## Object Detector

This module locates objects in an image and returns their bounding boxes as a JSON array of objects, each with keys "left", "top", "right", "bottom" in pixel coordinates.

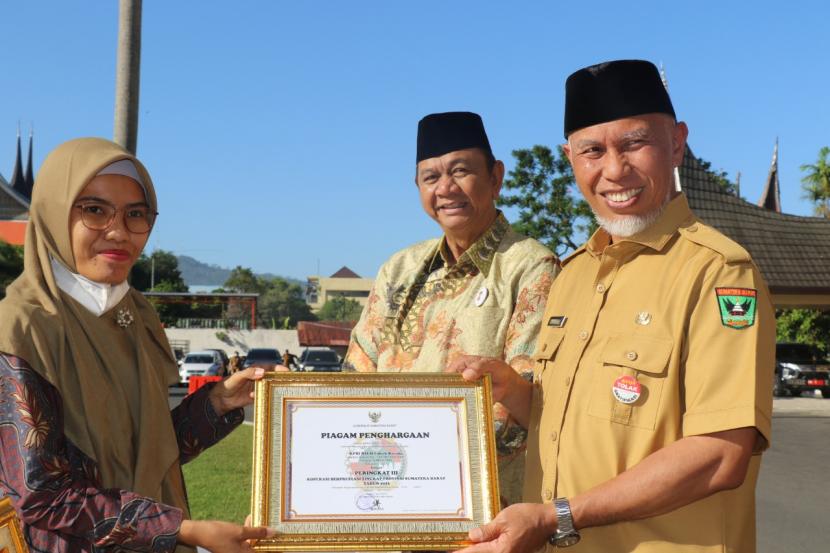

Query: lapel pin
[
  {"left": 474, "top": 286, "right": 489, "bottom": 307},
  {"left": 635, "top": 311, "right": 652, "bottom": 326}
]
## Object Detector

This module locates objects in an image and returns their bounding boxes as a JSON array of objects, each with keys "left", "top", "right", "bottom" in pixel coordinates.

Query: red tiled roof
[
  {"left": 0, "top": 221, "right": 26, "bottom": 246},
  {"left": 297, "top": 321, "right": 355, "bottom": 346},
  {"left": 330, "top": 266, "right": 361, "bottom": 278}
]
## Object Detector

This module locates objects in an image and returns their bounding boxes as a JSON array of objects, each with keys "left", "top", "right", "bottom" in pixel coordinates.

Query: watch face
[{"left": 554, "top": 533, "right": 581, "bottom": 547}]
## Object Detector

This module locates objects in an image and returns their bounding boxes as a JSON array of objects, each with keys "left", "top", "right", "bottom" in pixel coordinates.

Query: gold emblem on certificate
[{"left": 250, "top": 373, "right": 499, "bottom": 551}]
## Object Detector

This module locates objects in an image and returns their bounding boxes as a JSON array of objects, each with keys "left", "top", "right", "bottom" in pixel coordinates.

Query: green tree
[
  {"left": 776, "top": 308, "right": 830, "bottom": 356},
  {"left": 258, "top": 278, "right": 317, "bottom": 328},
  {"left": 223, "top": 266, "right": 262, "bottom": 294},
  {"left": 130, "top": 249, "right": 188, "bottom": 292},
  {"left": 696, "top": 156, "right": 737, "bottom": 196},
  {"left": 0, "top": 240, "right": 24, "bottom": 299},
  {"left": 497, "top": 145, "right": 596, "bottom": 256},
  {"left": 800, "top": 146, "right": 830, "bottom": 217},
  {"left": 317, "top": 296, "right": 363, "bottom": 322},
  {"left": 776, "top": 148, "right": 830, "bottom": 346},
  {"left": 223, "top": 268, "right": 316, "bottom": 328}
]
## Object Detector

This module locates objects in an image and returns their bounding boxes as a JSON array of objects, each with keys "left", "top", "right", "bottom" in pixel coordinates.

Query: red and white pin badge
[{"left": 612, "top": 375, "right": 641, "bottom": 404}]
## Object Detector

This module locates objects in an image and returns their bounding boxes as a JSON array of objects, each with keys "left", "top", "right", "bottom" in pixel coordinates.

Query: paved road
[
  {"left": 168, "top": 388, "right": 830, "bottom": 549},
  {"left": 758, "top": 394, "right": 830, "bottom": 552}
]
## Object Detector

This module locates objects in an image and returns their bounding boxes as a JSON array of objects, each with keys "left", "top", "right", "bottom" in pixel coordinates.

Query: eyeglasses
[{"left": 73, "top": 200, "right": 158, "bottom": 234}]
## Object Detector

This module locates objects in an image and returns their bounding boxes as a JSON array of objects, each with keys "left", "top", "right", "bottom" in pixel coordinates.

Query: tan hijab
[{"left": 0, "top": 138, "right": 190, "bottom": 524}]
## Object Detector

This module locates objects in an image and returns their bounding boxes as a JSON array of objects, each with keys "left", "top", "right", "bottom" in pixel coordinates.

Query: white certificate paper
[{"left": 283, "top": 399, "right": 472, "bottom": 520}]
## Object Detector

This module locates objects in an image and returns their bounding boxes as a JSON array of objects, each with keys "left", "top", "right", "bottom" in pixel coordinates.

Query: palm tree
[{"left": 801, "top": 146, "right": 830, "bottom": 218}]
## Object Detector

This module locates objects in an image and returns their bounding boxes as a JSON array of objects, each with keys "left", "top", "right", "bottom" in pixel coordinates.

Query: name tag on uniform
[{"left": 547, "top": 315, "right": 567, "bottom": 328}]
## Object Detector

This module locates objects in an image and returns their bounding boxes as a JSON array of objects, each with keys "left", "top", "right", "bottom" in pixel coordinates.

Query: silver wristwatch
[{"left": 548, "top": 497, "right": 580, "bottom": 547}]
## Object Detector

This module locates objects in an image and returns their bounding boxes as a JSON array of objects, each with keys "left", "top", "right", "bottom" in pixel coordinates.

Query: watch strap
[{"left": 548, "top": 497, "right": 580, "bottom": 547}]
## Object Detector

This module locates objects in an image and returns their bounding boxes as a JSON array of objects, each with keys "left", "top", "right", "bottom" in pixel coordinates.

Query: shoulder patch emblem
[{"left": 715, "top": 287, "right": 757, "bottom": 329}]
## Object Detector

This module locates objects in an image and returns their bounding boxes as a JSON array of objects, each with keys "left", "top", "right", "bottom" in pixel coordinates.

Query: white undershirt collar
[{"left": 50, "top": 255, "right": 131, "bottom": 316}]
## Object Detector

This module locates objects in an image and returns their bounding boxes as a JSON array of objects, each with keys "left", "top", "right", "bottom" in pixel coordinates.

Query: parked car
[
  {"left": 774, "top": 343, "right": 830, "bottom": 398},
  {"left": 204, "top": 348, "right": 229, "bottom": 376},
  {"left": 242, "top": 348, "right": 283, "bottom": 370},
  {"left": 297, "top": 348, "right": 342, "bottom": 372},
  {"left": 179, "top": 350, "right": 225, "bottom": 385}
]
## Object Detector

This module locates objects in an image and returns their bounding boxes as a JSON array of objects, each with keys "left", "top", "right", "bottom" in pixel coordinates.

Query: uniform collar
[
  {"left": 584, "top": 193, "right": 695, "bottom": 258},
  {"left": 430, "top": 211, "right": 510, "bottom": 277}
]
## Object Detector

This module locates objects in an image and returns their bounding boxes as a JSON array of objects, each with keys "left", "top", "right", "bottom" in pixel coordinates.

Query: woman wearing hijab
[{"left": 0, "top": 138, "right": 271, "bottom": 552}]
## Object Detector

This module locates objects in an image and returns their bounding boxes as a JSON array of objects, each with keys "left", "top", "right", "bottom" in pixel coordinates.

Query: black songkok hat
[
  {"left": 416, "top": 111, "right": 493, "bottom": 163},
  {"left": 564, "top": 60, "right": 676, "bottom": 138}
]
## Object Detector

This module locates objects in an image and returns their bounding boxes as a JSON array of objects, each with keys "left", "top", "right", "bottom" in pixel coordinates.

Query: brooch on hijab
[{"left": 116, "top": 308, "right": 134, "bottom": 328}]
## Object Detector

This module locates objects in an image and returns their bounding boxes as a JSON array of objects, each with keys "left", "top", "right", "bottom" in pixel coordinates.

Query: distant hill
[{"left": 176, "top": 255, "right": 304, "bottom": 289}]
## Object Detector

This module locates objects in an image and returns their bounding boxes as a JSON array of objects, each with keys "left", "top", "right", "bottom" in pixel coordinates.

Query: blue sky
[{"left": 1, "top": 1, "right": 828, "bottom": 282}]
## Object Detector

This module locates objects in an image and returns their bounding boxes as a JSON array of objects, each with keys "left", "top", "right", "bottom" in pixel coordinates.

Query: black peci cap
[
  {"left": 416, "top": 111, "right": 493, "bottom": 163},
  {"left": 564, "top": 60, "right": 676, "bottom": 138}
]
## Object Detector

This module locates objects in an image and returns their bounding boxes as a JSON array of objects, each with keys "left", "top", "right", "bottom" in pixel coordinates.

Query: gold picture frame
[
  {"left": 251, "top": 372, "right": 500, "bottom": 551},
  {"left": 0, "top": 497, "right": 28, "bottom": 553}
]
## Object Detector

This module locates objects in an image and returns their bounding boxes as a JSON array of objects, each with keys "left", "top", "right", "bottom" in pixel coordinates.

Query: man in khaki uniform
[
  {"left": 454, "top": 60, "right": 774, "bottom": 552},
  {"left": 283, "top": 349, "right": 297, "bottom": 370},
  {"left": 345, "top": 112, "right": 558, "bottom": 505}
]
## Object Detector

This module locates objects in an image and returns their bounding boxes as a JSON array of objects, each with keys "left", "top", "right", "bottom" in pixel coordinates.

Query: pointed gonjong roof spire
[
  {"left": 22, "top": 124, "right": 34, "bottom": 198},
  {"left": 758, "top": 139, "right": 781, "bottom": 213},
  {"left": 9, "top": 124, "right": 27, "bottom": 195}
]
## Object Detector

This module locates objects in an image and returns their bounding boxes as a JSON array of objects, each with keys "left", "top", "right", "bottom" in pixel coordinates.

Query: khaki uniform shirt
[
  {"left": 345, "top": 212, "right": 558, "bottom": 505},
  {"left": 525, "top": 195, "right": 774, "bottom": 552}
]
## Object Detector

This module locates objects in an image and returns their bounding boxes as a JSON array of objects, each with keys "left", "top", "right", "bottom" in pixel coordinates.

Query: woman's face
[{"left": 69, "top": 174, "right": 151, "bottom": 284}]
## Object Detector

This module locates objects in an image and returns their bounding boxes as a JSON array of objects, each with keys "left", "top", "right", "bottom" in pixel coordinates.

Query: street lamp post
[{"left": 113, "top": 0, "right": 142, "bottom": 154}]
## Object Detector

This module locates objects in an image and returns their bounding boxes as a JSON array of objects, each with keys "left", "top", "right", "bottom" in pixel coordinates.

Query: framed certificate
[
  {"left": 251, "top": 372, "right": 500, "bottom": 551},
  {"left": 0, "top": 497, "right": 28, "bottom": 553}
]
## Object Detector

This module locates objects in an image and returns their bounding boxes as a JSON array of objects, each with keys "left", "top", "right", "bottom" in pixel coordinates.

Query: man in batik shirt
[{"left": 344, "top": 111, "right": 558, "bottom": 505}]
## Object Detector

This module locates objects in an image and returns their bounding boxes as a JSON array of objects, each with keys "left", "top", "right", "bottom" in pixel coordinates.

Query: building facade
[{"left": 306, "top": 266, "right": 374, "bottom": 313}]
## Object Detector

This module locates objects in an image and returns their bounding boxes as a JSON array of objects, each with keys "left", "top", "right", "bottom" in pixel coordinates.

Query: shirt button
[
  {"left": 544, "top": 489, "right": 553, "bottom": 501},
  {"left": 542, "top": 342, "right": 548, "bottom": 352},
  {"left": 596, "top": 283, "right": 606, "bottom": 293},
  {"left": 579, "top": 330, "right": 589, "bottom": 340},
  {"left": 626, "top": 351, "right": 638, "bottom": 361},
  {"left": 564, "top": 376, "right": 571, "bottom": 386},
  {"left": 550, "top": 431, "right": 558, "bottom": 441},
  {"left": 687, "top": 224, "right": 698, "bottom": 233}
]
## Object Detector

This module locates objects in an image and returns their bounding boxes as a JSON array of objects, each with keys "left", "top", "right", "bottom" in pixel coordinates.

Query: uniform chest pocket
[
  {"left": 532, "top": 329, "right": 566, "bottom": 380},
  {"left": 587, "top": 333, "right": 673, "bottom": 430}
]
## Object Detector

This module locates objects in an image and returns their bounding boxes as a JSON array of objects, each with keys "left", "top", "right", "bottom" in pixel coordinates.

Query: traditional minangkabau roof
[
  {"left": 1, "top": 128, "right": 34, "bottom": 222},
  {"left": 330, "top": 266, "right": 361, "bottom": 278},
  {"left": 0, "top": 173, "right": 30, "bottom": 220},
  {"left": 757, "top": 140, "right": 781, "bottom": 213},
  {"left": 681, "top": 146, "right": 830, "bottom": 296},
  {"left": 23, "top": 128, "right": 34, "bottom": 197},
  {"left": 8, "top": 128, "right": 25, "bottom": 196}
]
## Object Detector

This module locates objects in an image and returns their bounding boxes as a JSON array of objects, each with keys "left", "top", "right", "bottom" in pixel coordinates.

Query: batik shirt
[
  {"left": 0, "top": 352, "right": 244, "bottom": 553},
  {"left": 344, "top": 213, "right": 558, "bottom": 505}
]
